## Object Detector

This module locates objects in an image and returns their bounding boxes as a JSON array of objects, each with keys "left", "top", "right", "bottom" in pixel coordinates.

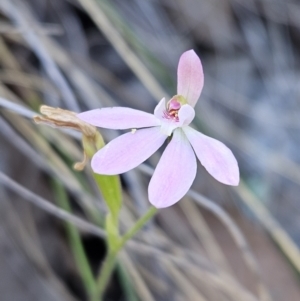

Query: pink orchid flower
[{"left": 77, "top": 50, "right": 239, "bottom": 208}]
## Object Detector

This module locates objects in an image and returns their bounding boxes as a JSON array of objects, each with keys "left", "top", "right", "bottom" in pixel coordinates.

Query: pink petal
[
  {"left": 77, "top": 107, "right": 160, "bottom": 129},
  {"left": 91, "top": 127, "right": 167, "bottom": 175},
  {"left": 154, "top": 97, "right": 166, "bottom": 117},
  {"left": 177, "top": 50, "right": 204, "bottom": 107},
  {"left": 178, "top": 104, "right": 195, "bottom": 126},
  {"left": 154, "top": 98, "right": 176, "bottom": 136},
  {"left": 149, "top": 128, "right": 197, "bottom": 208},
  {"left": 183, "top": 127, "right": 239, "bottom": 185},
  {"left": 154, "top": 98, "right": 195, "bottom": 136}
]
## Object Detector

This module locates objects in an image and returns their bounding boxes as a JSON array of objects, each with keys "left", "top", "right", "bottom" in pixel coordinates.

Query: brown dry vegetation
[{"left": 0, "top": 0, "right": 300, "bottom": 300}]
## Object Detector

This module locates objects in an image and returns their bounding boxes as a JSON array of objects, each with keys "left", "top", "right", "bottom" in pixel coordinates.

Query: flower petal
[
  {"left": 153, "top": 97, "right": 166, "bottom": 118},
  {"left": 178, "top": 104, "right": 195, "bottom": 126},
  {"left": 154, "top": 98, "right": 176, "bottom": 136},
  {"left": 183, "top": 126, "right": 239, "bottom": 185},
  {"left": 177, "top": 50, "right": 204, "bottom": 107},
  {"left": 92, "top": 127, "right": 167, "bottom": 175},
  {"left": 154, "top": 98, "right": 195, "bottom": 136},
  {"left": 149, "top": 128, "right": 197, "bottom": 208},
  {"left": 77, "top": 107, "right": 160, "bottom": 129}
]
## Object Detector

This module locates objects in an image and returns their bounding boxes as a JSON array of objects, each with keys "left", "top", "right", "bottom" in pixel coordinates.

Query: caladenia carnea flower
[{"left": 78, "top": 50, "right": 239, "bottom": 208}]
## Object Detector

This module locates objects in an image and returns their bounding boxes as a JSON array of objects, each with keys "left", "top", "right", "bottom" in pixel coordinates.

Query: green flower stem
[
  {"left": 82, "top": 132, "right": 158, "bottom": 300},
  {"left": 118, "top": 206, "right": 158, "bottom": 249},
  {"left": 93, "top": 206, "right": 158, "bottom": 301},
  {"left": 91, "top": 250, "right": 117, "bottom": 301},
  {"left": 52, "top": 179, "right": 96, "bottom": 297}
]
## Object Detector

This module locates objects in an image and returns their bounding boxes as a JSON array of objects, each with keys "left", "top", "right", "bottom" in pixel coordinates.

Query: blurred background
[{"left": 0, "top": 0, "right": 299, "bottom": 300}]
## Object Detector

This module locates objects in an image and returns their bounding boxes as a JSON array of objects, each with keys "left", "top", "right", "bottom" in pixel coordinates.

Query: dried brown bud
[
  {"left": 73, "top": 152, "right": 88, "bottom": 171},
  {"left": 34, "top": 105, "right": 105, "bottom": 171},
  {"left": 33, "top": 105, "right": 97, "bottom": 138}
]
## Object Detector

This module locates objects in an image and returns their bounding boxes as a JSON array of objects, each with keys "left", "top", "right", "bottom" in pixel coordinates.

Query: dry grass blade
[
  {"left": 198, "top": 99, "right": 300, "bottom": 276},
  {"left": 179, "top": 200, "right": 233, "bottom": 275},
  {"left": 0, "top": 97, "right": 37, "bottom": 118},
  {"left": 151, "top": 246, "right": 259, "bottom": 301},
  {"left": 164, "top": 260, "right": 209, "bottom": 301},
  {"left": 137, "top": 265, "right": 170, "bottom": 297},
  {"left": 0, "top": 171, "right": 106, "bottom": 238},
  {"left": 199, "top": 101, "right": 300, "bottom": 187},
  {"left": 0, "top": 115, "right": 47, "bottom": 171},
  {"left": 40, "top": 37, "right": 115, "bottom": 107},
  {"left": 0, "top": 21, "right": 64, "bottom": 35},
  {"left": 188, "top": 190, "right": 272, "bottom": 301},
  {"left": 0, "top": 0, "right": 79, "bottom": 111},
  {"left": 76, "top": 0, "right": 168, "bottom": 101},
  {"left": 187, "top": 267, "right": 259, "bottom": 301},
  {"left": 238, "top": 180, "right": 300, "bottom": 273},
  {"left": 138, "top": 163, "right": 269, "bottom": 300},
  {"left": 120, "top": 251, "right": 156, "bottom": 301},
  {"left": 0, "top": 69, "right": 57, "bottom": 95}
]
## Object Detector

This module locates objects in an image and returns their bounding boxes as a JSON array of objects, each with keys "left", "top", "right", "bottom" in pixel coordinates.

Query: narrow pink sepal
[
  {"left": 177, "top": 50, "right": 204, "bottom": 107},
  {"left": 149, "top": 128, "right": 197, "bottom": 208},
  {"left": 183, "top": 127, "right": 239, "bottom": 186},
  {"left": 91, "top": 127, "right": 167, "bottom": 175},
  {"left": 77, "top": 107, "right": 160, "bottom": 129}
]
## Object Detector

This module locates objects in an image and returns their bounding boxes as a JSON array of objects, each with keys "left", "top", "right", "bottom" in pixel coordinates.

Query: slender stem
[
  {"left": 52, "top": 179, "right": 96, "bottom": 297},
  {"left": 92, "top": 251, "right": 117, "bottom": 301},
  {"left": 93, "top": 206, "right": 158, "bottom": 301},
  {"left": 119, "top": 206, "right": 158, "bottom": 249}
]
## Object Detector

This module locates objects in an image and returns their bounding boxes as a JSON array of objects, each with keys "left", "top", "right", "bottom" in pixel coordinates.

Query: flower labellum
[{"left": 77, "top": 50, "right": 239, "bottom": 208}]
